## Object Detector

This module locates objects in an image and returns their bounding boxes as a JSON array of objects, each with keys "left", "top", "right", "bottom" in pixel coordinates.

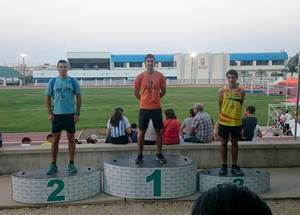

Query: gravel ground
[{"left": 0, "top": 200, "right": 299, "bottom": 215}]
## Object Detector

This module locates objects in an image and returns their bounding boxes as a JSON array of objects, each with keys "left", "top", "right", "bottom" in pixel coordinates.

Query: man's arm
[
  {"left": 160, "top": 86, "right": 166, "bottom": 98},
  {"left": 240, "top": 88, "right": 246, "bottom": 105},
  {"left": 45, "top": 95, "right": 54, "bottom": 122},
  {"left": 218, "top": 88, "right": 224, "bottom": 113},
  {"left": 134, "top": 87, "right": 141, "bottom": 100},
  {"left": 190, "top": 127, "right": 196, "bottom": 135},
  {"left": 74, "top": 94, "right": 81, "bottom": 123},
  {"left": 180, "top": 124, "right": 185, "bottom": 138}
]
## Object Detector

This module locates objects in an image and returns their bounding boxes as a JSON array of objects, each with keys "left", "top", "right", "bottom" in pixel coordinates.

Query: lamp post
[
  {"left": 294, "top": 53, "right": 300, "bottom": 140},
  {"left": 190, "top": 52, "right": 196, "bottom": 85},
  {"left": 20, "top": 53, "right": 27, "bottom": 85}
]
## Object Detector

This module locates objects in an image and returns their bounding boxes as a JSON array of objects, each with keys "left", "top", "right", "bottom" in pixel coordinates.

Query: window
[
  {"left": 256, "top": 60, "right": 269, "bottom": 66},
  {"left": 114, "top": 62, "right": 125, "bottom": 68},
  {"left": 161, "top": 62, "right": 174, "bottom": 67},
  {"left": 240, "top": 60, "right": 253, "bottom": 66},
  {"left": 129, "top": 62, "right": 142, "bottom": 67},
  {"left": 230, "top": 60, "right": 237, "bottom": 66},
  {"left": 272, "top": 60, "right": 284, "bottom": 65}
]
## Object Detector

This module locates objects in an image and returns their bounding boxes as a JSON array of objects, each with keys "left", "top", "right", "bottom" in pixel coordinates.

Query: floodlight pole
[{"left": 294, "top": 53, "right": 300, "bottom": 140}]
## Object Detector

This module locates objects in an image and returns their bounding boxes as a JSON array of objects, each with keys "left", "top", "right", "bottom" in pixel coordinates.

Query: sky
[{"left": 0, "top": 0, "right": 299, "bottom": 65}]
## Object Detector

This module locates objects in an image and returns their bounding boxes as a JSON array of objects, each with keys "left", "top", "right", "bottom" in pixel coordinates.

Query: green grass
[{"left": 0, "top": 87, "right": 285, "bottom": 133}]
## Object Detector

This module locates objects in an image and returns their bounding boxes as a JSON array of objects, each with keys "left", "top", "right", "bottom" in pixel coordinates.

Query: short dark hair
[
  {"left": 190, "top": 109, "right": 195, "bottom": 117},
  {"left": 57, "top": 60, "right": 68, "bottom": 67},
  {"left": 115, "top": 107, "right": 123, "bottom": 113},
  {"left": 191, "top": 183, "right": 272, "bottom": 215},
  {"left": 226, "top": 69, "right": 238, "bottom": 79},
  {"left": 22, "top": 137, "right": 31, "bottom": 143},
  {"left": 164, "top": 109, "right": 177, "bottom": 119},
  {"left": 46, "top": 133, "right": 53, "bottom": 140},
  {"left": 246, "top": 106, "right": 256, "bottom": 114},
  {"left": 145, "top": 54, "right": 155, "bottom": 62},
  {"left": 131, "top": 123, "right": 137, "bottom": 129}
]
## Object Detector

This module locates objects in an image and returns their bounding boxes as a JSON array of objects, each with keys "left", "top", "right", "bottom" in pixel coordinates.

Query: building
[
  {"left": 33, "top": 51, "right": 288, "bottom": 85},
  {"left": 0, "top": 66, "right": 23, "bottom": 86}
]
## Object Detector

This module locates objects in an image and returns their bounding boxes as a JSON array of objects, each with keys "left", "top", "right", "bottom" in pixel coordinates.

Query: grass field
[{"left": 0, "top": 87, "right": 285, "bottom": 133}]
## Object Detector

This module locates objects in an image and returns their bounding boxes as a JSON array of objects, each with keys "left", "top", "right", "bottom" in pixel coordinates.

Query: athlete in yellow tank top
[
  {"left": 217, "top": 69, "right": 245, "bottom": 177},
  {"left": 219, "top": 86, "right": 243, "bottom": 126}
]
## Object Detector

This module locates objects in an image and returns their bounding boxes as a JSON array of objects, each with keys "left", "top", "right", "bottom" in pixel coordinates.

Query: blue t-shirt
[{"left": 45, "top": 76, "right": 81, "bottom": 115}]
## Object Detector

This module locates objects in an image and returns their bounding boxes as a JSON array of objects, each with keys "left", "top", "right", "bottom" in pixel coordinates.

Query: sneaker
[
  {"left": 47, "top": 162, "right": 57, "bottom": 175},
  {"left": 68, "top": 163, "right": 78, "bottom": 173},
  {"left": 231, "top": 164, "right": 244, "bottom": 176},
  {"left": 135, "top": 154, "right": 143, "bottom": 164},
  {"left": 156, "top": 153, "right": 167, "bottom": 164},
  {"left": 219, "top": 164, "right": 228, "bottom": 175}
]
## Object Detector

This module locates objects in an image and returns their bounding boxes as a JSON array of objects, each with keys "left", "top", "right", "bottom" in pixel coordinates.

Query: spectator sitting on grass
[
  {"left": 241, "top": 106, "right": 262, "bottom": 141},
  {"left": 163, "top": 109, "right": 181, "bottom": 145},
  {"left": 21, "top": 137, "right": 31, "bottom": 146},
  {"left": 131, "top": 123, "right": 138, "bottom": 143},
  {"left": 191, "top": 183, "right": 272, "bottom": 215},
  {"left": 41, "top": 134, "right": 53, "bottom": 146}
]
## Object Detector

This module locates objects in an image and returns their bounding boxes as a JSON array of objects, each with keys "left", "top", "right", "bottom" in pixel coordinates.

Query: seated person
[
  {"left": 185, "top": 103, "right": 213, "bottom": 143},
  {"left": 21, "top": 137, "right": 31, "bottom": 146},
  {"left": 107, "top": 108, "right": 131, "bottom": 144},
  {"left": 191, "top": 183, "right": 272, "bottom": 215},
  {"left": 131, "top": 123, "right": 138, "bottom": 143},
  {"left": 41, "top": 134, "right": 53, "bottom": 146},
  {"left": 241, "top": 106, "right": 262, "bottom": 141},
  {"left": 144, "top": 119, "right": 156, "bottom": 145},
  {"left": 163, "top": 109, "right": 181, "bottom": 145},
  {"left": 180, "top": 109, "right": 195, "bottom": 142},
  {"left": 252, "top": 124, "right": 263, "bottom": 141}
]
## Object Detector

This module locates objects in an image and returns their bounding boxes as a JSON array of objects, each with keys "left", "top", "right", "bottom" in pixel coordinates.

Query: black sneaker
[
  {"left": 156, "top": 153, "right": 167, "bottom": 164},
  {"left": 231, "top": 164, "right": 244, "bottom": 176},
  {"left": 219, "top": 164, "right": 228, "bottom": 175},
  {"left": 135, "top": 154, "right": 143, "bottom": 164}
]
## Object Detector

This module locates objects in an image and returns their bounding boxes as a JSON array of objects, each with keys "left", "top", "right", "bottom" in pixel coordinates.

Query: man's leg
[
  {"left": 138, "top": 130, "right": 146, "bottom": 155},
  {"left": 51, "top": 131, "right": 62, "bottom": 162},
  {"left": 154, "top": 129, "right": 163, "bottom": 154},
  {"left": 231, "top": 138, "right": 238, "bottom": 165},
  {"left": 67, "top": 132, "right": 76, "bottom": 161},
  {"left": 220, "top": 138, "right": 229, "bottom": 164}
]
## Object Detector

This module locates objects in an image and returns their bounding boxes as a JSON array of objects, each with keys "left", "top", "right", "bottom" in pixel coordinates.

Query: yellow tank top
[{"left": 219, "top": 86, "right": 243, "bottom": 126}]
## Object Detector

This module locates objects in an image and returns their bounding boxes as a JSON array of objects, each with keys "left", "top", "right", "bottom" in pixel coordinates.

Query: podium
[
  {"left": 104, "top": 154, "right": 197, "bottom": 199},
  {"left": 199, "top": 168, "right": 270, "bottom": 194},
  {"left": 12, "top": 166, "right": 101, "bottom": 204}
]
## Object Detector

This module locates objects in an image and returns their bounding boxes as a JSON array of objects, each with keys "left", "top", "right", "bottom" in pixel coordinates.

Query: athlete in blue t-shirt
[{"left": 45, "top": 60, "right": 81, "bottom": 174}]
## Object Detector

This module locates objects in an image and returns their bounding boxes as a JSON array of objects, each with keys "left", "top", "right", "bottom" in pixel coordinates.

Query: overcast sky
[{"left": 0, "top": 0, "right": 299, "bottom": 65}]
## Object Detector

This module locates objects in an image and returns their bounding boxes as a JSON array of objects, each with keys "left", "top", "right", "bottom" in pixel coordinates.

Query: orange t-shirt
[{"left": 135, "top": 70, "right": 166, "bottom": 109}]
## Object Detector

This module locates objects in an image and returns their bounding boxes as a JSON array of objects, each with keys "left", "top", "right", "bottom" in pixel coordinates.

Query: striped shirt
[{"left": 109, "top": 118, "right": 127, "bottom": 138}]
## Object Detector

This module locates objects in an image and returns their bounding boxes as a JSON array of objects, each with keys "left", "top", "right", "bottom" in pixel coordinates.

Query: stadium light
[
  {"left": 190, "top": 52, "right": 196, "bottom": 58},
  {"left": 20, "top": 53, "right": 27, "bottom": 59}
]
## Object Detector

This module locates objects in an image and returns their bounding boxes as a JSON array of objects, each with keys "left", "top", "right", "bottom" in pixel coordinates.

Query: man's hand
[
  {"left": 74, "top": 115, "right": 79, "bottom": 123},
  {"left": 48, "top": 113, "right": 54, "bottom": 122}
]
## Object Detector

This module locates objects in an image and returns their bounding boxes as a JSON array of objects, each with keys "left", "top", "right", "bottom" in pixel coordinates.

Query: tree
[
  {"left": 286, "top": 54, "right": 299, "bottom": 77},
  {"left": 255, "top": 70, "right": 268, "bottom": 80}
]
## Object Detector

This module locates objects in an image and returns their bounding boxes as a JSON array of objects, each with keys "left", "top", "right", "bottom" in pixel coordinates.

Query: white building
[{"left": 33, "top": 51, "right": 288, "bottom": 85}]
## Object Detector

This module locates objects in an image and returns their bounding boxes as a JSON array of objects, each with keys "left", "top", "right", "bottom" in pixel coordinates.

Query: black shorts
[
  {"left": 139, "top": 109, "right": 163, "bottom": 130},
  {"left": 111, "top": 135, "right": 129, "bottom": 144},
  {"left": 52, "top": 114, "right": 75, "bottom": 133},
  {"left": 218, "top": 124, "right": 241, "bottom": 140}
]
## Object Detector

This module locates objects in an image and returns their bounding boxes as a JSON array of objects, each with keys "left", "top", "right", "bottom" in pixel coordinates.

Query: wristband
[{"left": 75, "top": 112, "right": 80, "bottom": 116}]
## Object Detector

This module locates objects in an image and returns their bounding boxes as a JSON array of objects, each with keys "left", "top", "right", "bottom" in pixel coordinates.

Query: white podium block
[
  {"left": 12, "top": 166, "right": 101, "bottom": 204},
  {"left": 104, "top": 154, "right": 197, "bottom": 199}
]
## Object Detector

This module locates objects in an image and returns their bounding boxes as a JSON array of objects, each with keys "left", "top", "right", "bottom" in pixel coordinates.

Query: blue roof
[
  {"left": 230, "top": 52, "right": 288, "bottom": 61},
  {"left": 111, "top": 54, "right": 173, "bottom": 63}
]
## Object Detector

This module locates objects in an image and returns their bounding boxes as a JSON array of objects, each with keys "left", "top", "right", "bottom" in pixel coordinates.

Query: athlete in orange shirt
[{"left": 134, "top": 54, "right": 166, "bottom": 164}]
